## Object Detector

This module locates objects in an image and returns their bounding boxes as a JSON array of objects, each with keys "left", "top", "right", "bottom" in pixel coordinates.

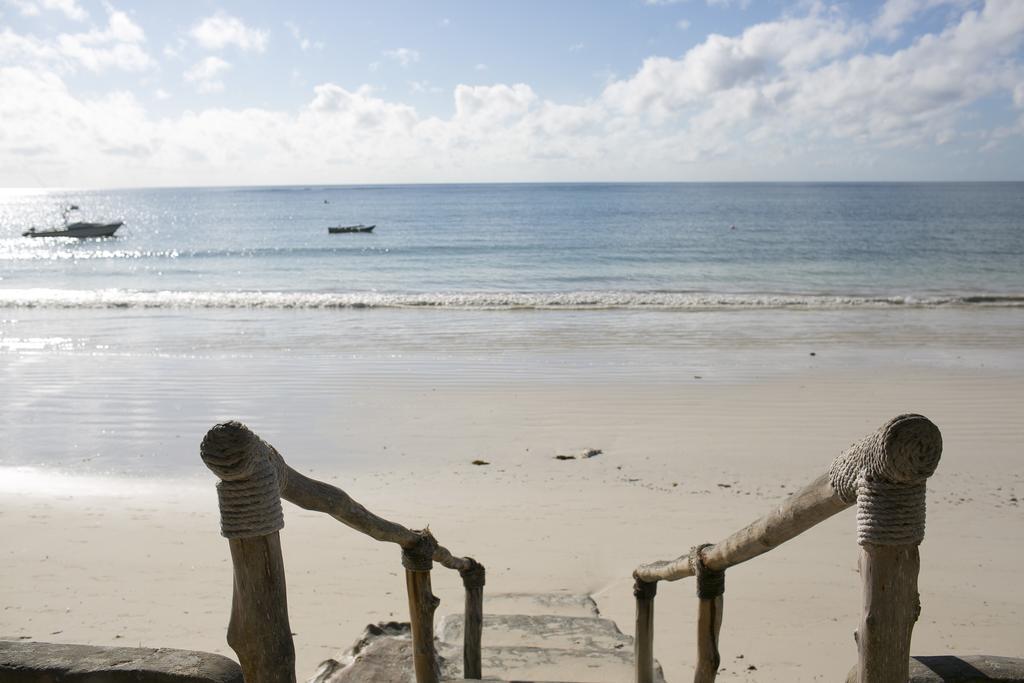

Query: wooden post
[
  {"left": 846, "top": 415, "right": 939, "bottom": 682},
  {"left": 403, "top": 533, "right": 441, "bottom": 683},
  {"left": 227, "top": 534, "right": 296, "bottom": 683},
  {"left": 691, "top": 545, "right": 725, "bottom": 683},
  {"left": 857, "top": 546, "right": 920, "bottom": 682},
  {"left": 201, "top": 421, "right": 296, "bottom": 683},
  {"left": 633, "top": 578, "right": 657, "bottom": 683},
  {"left": 460, "top": 560, "right": 486, "bottom": 680},
  {"left": 693, "top": 595, "right": 723, "bottom": 683}
]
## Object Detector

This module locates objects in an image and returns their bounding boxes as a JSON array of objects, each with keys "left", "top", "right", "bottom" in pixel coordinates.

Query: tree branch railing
[
  {"left": 632, "top": 413, "right": 942, "bottom": 683},
  {"left": 200, "top": 421, "right": 485, "bottom": 683}
]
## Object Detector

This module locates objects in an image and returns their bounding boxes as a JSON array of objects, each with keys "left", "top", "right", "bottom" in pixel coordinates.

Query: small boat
[
  {"left": 328, "top": 224, "right": 375, "bottom": 234},
  {"left": 22, "top": 206, "right": 122, "bottom": 238}
]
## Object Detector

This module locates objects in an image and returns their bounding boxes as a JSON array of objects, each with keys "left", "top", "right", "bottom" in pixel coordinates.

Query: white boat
[{"left": 23, "top": 206, "right": 123, "bottom": 238}]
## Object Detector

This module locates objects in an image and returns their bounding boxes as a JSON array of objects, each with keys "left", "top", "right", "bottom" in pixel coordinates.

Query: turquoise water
[
  {"left": 1, "top": 183, "right": 1022, "bottom": 306},
  {"left": 1, "top": 182, "right": 1023, "bottom": 476}
]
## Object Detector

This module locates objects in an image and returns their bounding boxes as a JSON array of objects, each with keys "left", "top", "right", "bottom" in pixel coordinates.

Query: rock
[
  {"left": 845, "top": 655, "right": 1024, "bottom": 682},
  {"left": 471, "top": 459, "right": 490, "bottom": 466},
  {"left": 0, "top": 640, "right": 242, "bottom": 683},
  {"left": 555, "top": 455, "right": 576, "bottom": 460}
]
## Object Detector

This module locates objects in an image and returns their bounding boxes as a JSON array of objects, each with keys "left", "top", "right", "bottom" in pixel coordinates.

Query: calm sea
[
  {"left": 1, "top": 183, "right": 1023, "bottom": 477},
  {"left": 1, "top": 182, "right": 1022, "bottom": 307}
]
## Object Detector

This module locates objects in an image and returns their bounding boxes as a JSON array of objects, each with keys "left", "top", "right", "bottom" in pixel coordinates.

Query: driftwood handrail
[
  {"left": 200, "top": 421, "right": 485, "bottom": 683},
  {"left": 632, "top": 413, "right": 942, "bottom": 683}
]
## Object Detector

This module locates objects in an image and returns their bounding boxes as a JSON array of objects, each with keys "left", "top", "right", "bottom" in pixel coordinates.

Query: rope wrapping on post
[
  {"left": 200, "top": 421, "right": 284, "bottom": 539},
  {"left": 826, "top": 413, "right": 941, "bottom": 546},
  {"left": 402, "top": 531, "right": 438, "bottom": 571},
  {"left": 633, "top": 577, "right": 658, "bottom": 600},
  {"left": 856, "top": 479, "right": 926, "bottom": 546},
  {"left": 690, "top": 544, "right": 725, "bottom": 599},
  {"left": 459, "top": 559, "right": 486, "bottom": 588}
]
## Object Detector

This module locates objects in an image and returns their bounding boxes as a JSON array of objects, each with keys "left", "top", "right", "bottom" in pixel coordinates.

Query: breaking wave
[{"left": 1, "top": 289, "right": 1023, "bottom": 310}]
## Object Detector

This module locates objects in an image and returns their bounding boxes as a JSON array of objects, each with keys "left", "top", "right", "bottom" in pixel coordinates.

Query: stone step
[
  {"left": 311, "top": 593, "right": 666, "bottom": 683},
  {"left": 461, "top": 645, "right": 662, "bottom": 683},
  {"left": 437, "top": 613, "right": 631, "bottom": 651},
  {"left": 480, "top": 593, "right": 599, "bottom": 619},
  {"left": 310, "top": 634, "right": 630, "bottom": 683}
]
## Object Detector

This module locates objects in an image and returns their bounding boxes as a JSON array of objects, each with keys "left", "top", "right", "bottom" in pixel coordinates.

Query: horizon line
[{"left": 4, "top": 179, "right": 1024, "bottom": 192}]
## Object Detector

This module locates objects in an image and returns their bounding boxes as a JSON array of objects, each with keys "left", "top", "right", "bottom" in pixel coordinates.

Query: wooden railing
[
  {"left": 632, "top": 414, "right": 942, "bottom": 683},
  {"left": 200, "top": 421, "right": 484, "bottom": 683}
]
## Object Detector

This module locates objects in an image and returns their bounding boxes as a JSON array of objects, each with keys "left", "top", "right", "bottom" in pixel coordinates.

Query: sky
[{"left": 1, "top": 0, "right": 1022, "bottom": 187}]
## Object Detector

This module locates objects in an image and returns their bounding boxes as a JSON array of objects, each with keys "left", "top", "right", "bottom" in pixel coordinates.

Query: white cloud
[
  {"left": 0, "top": 27, "right": 59, "bottom": 63},
  {"left": 569, "top": 42, "right": 584, "bottom": 52},
  {"left": 55, "top": 9, "right": 150, "bottom": 72},
  {"left": 1, "top": 1, "right": 1022, "bottom": 186},
  {"left": 43, "top": 0, "right": 86, "bottom": 21},
  {"left": 454, "top": 83, "right": 536, "bottom": 125},
  {"left": 383, "top": 47, "right": 420, "bottom": 67},
  {"left": 872, "top": 0, "right": 972, "bottom": 40},
  {"left": 284, "top": 20, "right": 323, "bottom": 52},
  {"left": 678, "top": 19, "right": 692, "bottom": 30},
  {"left": 602, "top": 9, "right": 867, "bottom": 118},
  {"left": 475, "top": 63, "right": 488, "bottom": 71},
  {"left": 190, "top": 13, "right": 268, "bottom": 52},
  {"left": 183, "top": 55, "right": 231, "bottom": 93},
  {"left": 7, "top": 0, "right": 41, "bottom": 17},
  {"left": 2, "top": 7, "right": 151, "bottom": 73},
  {"left": 8, "top": 0, "right": 87, "bottom": 21}
]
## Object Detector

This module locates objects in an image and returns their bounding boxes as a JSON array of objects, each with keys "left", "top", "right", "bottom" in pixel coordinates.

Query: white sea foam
[{"left": 0, "top": 288, "right": 1021, "bottom": 310}]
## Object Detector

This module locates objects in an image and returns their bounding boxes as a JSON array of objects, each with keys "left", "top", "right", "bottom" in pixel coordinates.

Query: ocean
[
  {"left": 2, "top": 182, "right": 1023, "bottom": 305},
  {"left": 1, "top": 182, "right": 1022, "bottom": 478}
]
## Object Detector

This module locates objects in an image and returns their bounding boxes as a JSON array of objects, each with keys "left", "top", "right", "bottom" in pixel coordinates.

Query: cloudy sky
[{"left": 1, "top": 0, "right": 1022, "bottom": 187}]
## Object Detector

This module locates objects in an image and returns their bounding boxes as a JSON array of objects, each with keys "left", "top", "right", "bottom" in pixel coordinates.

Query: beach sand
[{"left": 2, "top": 365, "right": 1022, "bottom": 682}]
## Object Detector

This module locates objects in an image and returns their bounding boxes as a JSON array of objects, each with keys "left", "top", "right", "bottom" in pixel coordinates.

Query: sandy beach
[
  {"left": 4, "top": 0, "right": 1024, "bottom": 678},
  {"left": 3, "top": 358, "right": 1022, "bottom": 682}
]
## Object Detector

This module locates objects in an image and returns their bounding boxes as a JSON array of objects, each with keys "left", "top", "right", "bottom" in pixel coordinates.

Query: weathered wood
[
  {"left": 857, "top": 544, "right": 921, "bottom": 683},
  {"left": 693, "top": 595, "right": 723, "bottom": 683},
  {"left": 634, "top": 473, "right": 847, "bottom": 582},
  {"left": 460, "top": 561, "right": 486, "bottom": 679},
  {"left": 635, "top": 415, "right": 941, "bottom": 583},
  {"left": 633, "top": 579, "right": 657, "bottom": 683},
  {"left": 404, "top": 535, "right": 441, "bottom": 683},
  {"left": 261, "top": 434, "right": 474, "bottom": 570},
  {"left": 277, "top": 465, "right": 419, "bottom": 545},
  {"left": 201, "top": 422, "right": 296, "bottom": 683},
  {"left": 227, "top": 533, "right": 296, "bottom": 683}
]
